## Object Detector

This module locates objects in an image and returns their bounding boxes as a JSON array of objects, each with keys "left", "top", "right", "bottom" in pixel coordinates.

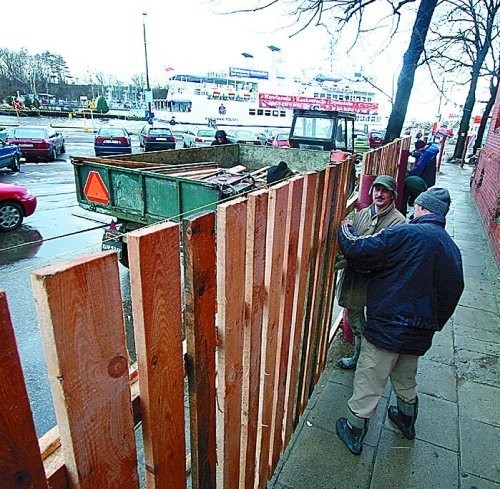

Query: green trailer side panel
[{"left": 110, "top": 171, "right": 143, "bottom": 211}]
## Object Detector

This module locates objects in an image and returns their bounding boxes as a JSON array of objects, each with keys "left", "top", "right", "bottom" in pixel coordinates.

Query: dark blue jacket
[
  {"left": 408, "top": 144, "right": 439, "bottom": 188},
  {"left": 338, "top": 214, "right": 464, "bottom": 355}
]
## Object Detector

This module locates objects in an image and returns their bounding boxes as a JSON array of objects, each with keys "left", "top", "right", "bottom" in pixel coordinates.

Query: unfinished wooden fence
[{"left": 0, "top": 159, "right": 353, "bottom": 489}]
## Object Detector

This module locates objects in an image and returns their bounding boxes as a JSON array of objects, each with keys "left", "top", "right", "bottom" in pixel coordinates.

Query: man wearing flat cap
[
  {"left": 335, "top": 187, "right": 464, "bottom": 455},
  {"left": 336, "top": 175, "right": 406, "bottom": 370}
]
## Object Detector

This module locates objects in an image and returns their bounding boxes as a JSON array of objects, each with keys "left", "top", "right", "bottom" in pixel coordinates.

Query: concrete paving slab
[
  {"left": 460, "top": 417, "right": 500, "bottom": 483},
  {"left": 371, "top": 428, "right": 459, "bottom": 489},
  {"left": 385, "top": 392, "right": 459, "bottom": 451},
  {"left": 307, "top": 379, "right": 388, "bottom": 447},
  {"left": 426, "top": 326, "right": 455, "bottom": 365},
  {"left": 459, "top": 288, "right": 498, "bottom": 314},
  {"left": 457, "top": 381, "right": 500, "bottom": 426},
  {"left": 462, "top": 264, "right": 497, "bottom": 280},
  {"left": 454, "top": 305, "right": 500, "bottom": 333},
  {"left": 269, "top": 423, "right": 375, "bottom": 489},
  {"left": 455, "top": 348, "right": 499, "bottom": 387},
  {"left": 417, "top": 357, "right": 457, "bottom": 402},
  {"left": 459, "top": 473, "right": 500, "bottom": 489},
  {"left": 454, "top": 324, "right": 500, "bottom": 344},
  {"left": 455, "top": 333, "right": 500, "bottom": 356}
]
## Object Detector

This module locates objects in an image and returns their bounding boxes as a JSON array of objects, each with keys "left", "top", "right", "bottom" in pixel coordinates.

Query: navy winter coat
[
  {"left": 408, "top": 144, "right": 439, "bottom": 188},
  {"left": 338, "top": 214, "right": 464, "bottom": 355}
]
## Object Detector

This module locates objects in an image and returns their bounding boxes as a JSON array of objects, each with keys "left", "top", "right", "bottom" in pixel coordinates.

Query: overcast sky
[{"left": 2, "top": 0, "right": 482, "bottom": 122}]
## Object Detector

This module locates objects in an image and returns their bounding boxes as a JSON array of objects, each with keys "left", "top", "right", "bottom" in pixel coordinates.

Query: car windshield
[
  {"left": 198, "top": 130, "right": 216, "bottom": 137},
  {"left": 98, "top": 128, "right": 126, "bottom": 137},
  {"left": 12, "top": 128, "right": 46, "bottom": 139},
  {"left": 149, "top": 128, "right": 171, "bottom": 136},
  {"left": 370, "top": 132, "right": 383, "bottom": 138},
  {"left": 277, "top": 134, "right": 288, "bottom": 141},
  {"left": 234, "top": 131, "right": 255, "bottom": 138}
]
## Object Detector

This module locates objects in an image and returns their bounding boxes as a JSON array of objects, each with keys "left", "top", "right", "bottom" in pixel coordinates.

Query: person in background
[
  {"left": 211, "top": 129, "right": 231, "bottom": 146},
  {"left": 408, "top": 140, "right": 439, "bottom": 188},
  {"left": 266, "top": 160, "right": 294, "bottom": 185},
  {"left": 401, "top": 175, "right": 428, "bottom": 217},
  {"left": 335, "top": 187, "right": 464, "bottom": 455},
  {"left": 336, "top": 175, "right": 406, "bottom": 370}
]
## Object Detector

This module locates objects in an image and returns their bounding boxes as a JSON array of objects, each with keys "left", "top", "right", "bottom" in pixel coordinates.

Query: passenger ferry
[{"left": 153, "top": 67, "right": 382, "bottom": 130}]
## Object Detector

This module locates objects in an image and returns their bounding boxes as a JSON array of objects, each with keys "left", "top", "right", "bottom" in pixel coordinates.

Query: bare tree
[
  {"left": 424, "top": 0, "right": 500, "bottom": 159},
  {"left": 212, "top": 0, "right": 438, "bottom": 142}
]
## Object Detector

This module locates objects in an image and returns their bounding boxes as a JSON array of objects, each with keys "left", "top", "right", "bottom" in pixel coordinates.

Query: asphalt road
[{"left": 0, "top": 120, "right": 139, "bottom": 437}]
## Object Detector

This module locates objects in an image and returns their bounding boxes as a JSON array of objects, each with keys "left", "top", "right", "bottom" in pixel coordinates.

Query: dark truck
[{"left": 72, "top": 144, "right": 335, "bottom": 266}]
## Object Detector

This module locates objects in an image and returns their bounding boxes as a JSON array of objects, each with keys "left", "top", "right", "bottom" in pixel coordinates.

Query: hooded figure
[{"left": 211, "top": 129, "right": 231, "bottom": 146}]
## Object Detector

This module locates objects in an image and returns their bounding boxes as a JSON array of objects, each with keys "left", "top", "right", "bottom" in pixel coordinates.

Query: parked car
[
  {"left": 138, "top": 126, "right": 176, "bottom": 151},
  {"left": 0, "top": 140, "right": 22, "bottom": 172},
  {"left": 367, "top": 130, "right": 385, "bottom": 149},
  {"left": 271, "top": 133, "right": 290, "bottom": 148},
  {"left": 227, "top": 129, "right": 260, "bottom": 145},
  {"left": 171, "top": 130, "right": 189, "bottom": 149},
  {"left": 94, "top": 127, "right": 132, "bottom": 157},
  {"left": 184, "top": 127, "right": 215, "bottom": 148},
  {"left": 6, "top": 126, "right": 65, "bottom": 162},
  {"left": 257, "top": 128, "right": 285, "bottom": 146},
  {"left": 0, "top": 182, "right": 37, "bottom": 231},
  {"left": 354, "top": 133, "right": 370, "bottom": 154}
]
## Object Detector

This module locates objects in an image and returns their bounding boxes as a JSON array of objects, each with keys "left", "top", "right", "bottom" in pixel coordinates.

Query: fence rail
[{"left": 0, "top": 141, "right": 409, "bottom": 488}]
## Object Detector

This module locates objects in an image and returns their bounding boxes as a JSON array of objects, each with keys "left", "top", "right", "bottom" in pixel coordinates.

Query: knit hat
[
  {"left": 414, "top": 187, "right": 451, "bottom": 216},
  {"left": 370, "top": 175, "right": 397, "bottom": 197}
]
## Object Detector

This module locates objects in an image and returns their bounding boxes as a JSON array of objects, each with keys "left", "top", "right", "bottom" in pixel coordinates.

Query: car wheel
[
  {"left": 9, "top": 154, "right": 21, "bottom": 172},
  {"left": 60, "top": 143, "right": 66, "bottom": 154},
  {"left": 0, "top": 201, "right": 23, "bottom": 232},
  {"left": 47, "top": 148, "right": 57, "bottom": 162}
]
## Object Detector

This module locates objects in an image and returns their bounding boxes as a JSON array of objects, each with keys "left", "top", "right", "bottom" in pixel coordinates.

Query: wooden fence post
[
  {"left": 127, "top": 222, "right": 187, "bottom": 489},
  {"left": 0, "top": 291, "right": 50, "bottom": 489},
  {"left": 183, "top": 213, "right": 217, "bottom": 489},
  {"left": 31, "top": 252, "right": 139, "bottom": 489}
]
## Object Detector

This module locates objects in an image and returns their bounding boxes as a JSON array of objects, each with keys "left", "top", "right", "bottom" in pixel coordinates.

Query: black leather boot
[
  {"left": 388, "top": 396, "right": 418, "bottom": 439},
  {"left": 338, "top": 335, "right": 361, "bottom": 370},
  {"left": 336, "top": 413, "right": 368, "bottom": 455}
]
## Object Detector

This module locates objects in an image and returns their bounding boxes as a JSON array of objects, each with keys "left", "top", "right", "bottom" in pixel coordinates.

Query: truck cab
[{"left": 288, "top": 109, "right": 356, "bottom": 152}]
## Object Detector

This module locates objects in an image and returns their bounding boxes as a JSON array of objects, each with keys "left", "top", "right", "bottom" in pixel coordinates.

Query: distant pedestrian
[
  {"left": 211, "top": 129, "right": 231, "bottom": 146},
  {"left": 401, "top": 175, "right": 427, "bottom": 217},
  {"left": 335, "top": 187, "right": 464, "bottom": 455},
  {"left": 408, "top": 140, "right": 439, "bottom": 188}
]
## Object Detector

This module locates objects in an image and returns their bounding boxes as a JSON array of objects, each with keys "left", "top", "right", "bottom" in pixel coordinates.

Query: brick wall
[{"left": 471, "top": 88, "right": 500, "bottom": 264}]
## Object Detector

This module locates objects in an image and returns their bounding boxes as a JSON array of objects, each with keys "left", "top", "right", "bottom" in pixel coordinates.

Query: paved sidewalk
[{"left": 269, "top": 161, "right": 500, "bottom": 489}]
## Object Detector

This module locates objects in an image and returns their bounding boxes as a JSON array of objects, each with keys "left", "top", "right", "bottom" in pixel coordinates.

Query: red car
[
  {"left": 368, "top": 130, "right": 385, "bottom": 148},
  {"left": 271, "top": 133, "right": 290, "bottom": 148},
  {"left": 6, "top": 126, "right": 65, "bottom": 162},
  {"left": 0, "top": 182, "right": 37, "bottom": 231}
]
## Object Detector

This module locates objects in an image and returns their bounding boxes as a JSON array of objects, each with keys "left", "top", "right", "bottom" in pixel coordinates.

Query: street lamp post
[{"left": 142, "top": 12, "right": 152, "bottom": 118}]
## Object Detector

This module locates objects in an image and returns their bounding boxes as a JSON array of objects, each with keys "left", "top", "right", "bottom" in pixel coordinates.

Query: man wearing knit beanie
[{"left": 335, "top": 185, "right": 463, "bottom": 455}]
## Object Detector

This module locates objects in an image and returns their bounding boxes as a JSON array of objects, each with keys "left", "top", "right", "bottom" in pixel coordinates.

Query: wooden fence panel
[
  {"left": 183, "top": 212, "right": 217, "bottom": 489},
  {"left": 257, "top": 182, "right": 290, "bottom": 489},
  {"left": 0, "top": 291, "right": 50, "bottom": 489},
  {"left": 31, "top": 252, "right": 139, "bottom": 489},
  {"left": 127, "top": 222, "right": 187, "bottom": 489},
  {"left": 216, "top": 197, "right": 248, "bottom": 489},
  {"left": 284, "top": 173, "right": 318, "bottom": 444},
  {"left": 241, "top": 190, "right": 269, "bottom": 489},
  {"left": 269, "top": 176, "right": 304, "bottom": 472}
]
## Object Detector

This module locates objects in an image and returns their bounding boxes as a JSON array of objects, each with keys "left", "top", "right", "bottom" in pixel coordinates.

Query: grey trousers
[
  {"left": 348, "top": 338, "right": 419, "bottom": 419},
  {"left": 347, "top": 308, "right": 366, "bottom": 336}
]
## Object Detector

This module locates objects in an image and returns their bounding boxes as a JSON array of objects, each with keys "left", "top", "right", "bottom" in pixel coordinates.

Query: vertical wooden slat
[
  {"left": 240, "top": 190, "right": 268, "bottom": 489},
  {"left": 284, "top": 173, "right": 318, "bottom": 446},
  {"left": 305, "top": 166, "right": 336, "bottom": 387},
  {"left": 127, "top": 222, "right": 187, "bottom": 489},
  {"left": 183, "top": 212, "right": 217, "bottom": 489},
  {"left": 256, "top": 182, "right": 289, "bottom": 488},
  {"left": 0, "top": 291, "right": 50, "bottom": 489},
  {"left": 216, "top": 197, "right": 248, "bottom": 489},
  {"left": 297, "top": 171, "right": 325, "bottom": 415},
  {"left": 269, "top": 176, "right": 304, "bottom": 472},
  {"left": 31, "top": 252, "right": 139, "bottom": 489}
]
